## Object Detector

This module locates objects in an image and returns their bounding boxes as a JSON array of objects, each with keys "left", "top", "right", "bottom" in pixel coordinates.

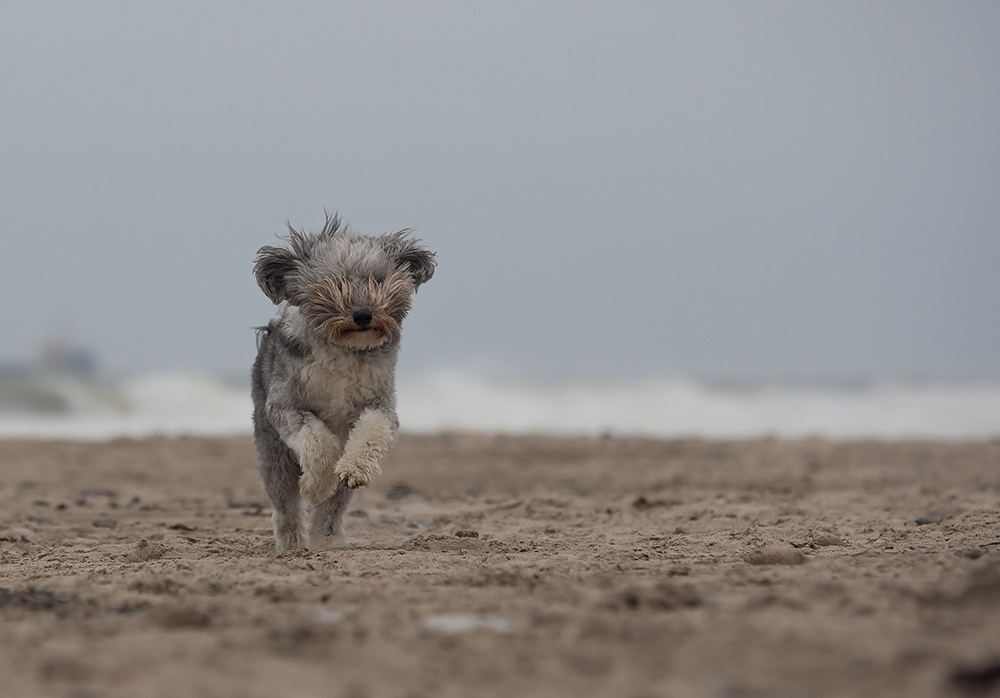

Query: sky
[{"left": 1, "top": 2, "right": 998, "bottom": 382}]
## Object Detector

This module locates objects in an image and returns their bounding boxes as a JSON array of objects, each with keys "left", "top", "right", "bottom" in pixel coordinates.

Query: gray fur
[{"left": 251, "top": 213, "right": 435, "bottom": 553}]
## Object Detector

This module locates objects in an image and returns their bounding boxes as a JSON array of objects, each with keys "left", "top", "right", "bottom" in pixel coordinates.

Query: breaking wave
[
  {"left": 0, "top": 372, "right": 252, "bottom": 440},
  {"left": 1, "top": 369, "right": 999, "bottom": 441}
]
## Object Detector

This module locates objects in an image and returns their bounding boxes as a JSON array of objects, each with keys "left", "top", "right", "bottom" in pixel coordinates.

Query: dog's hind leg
[
  {"left": 257, "top": 440, "right": 308, "bottom": 553},
  {"left": 310, "top": 485, "right": 354, "bottom": 542}
]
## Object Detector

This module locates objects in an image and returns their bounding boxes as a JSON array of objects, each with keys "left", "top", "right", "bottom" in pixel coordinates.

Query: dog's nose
[{"left": 352, "top": 309, "right": 373, "bottom": 327}]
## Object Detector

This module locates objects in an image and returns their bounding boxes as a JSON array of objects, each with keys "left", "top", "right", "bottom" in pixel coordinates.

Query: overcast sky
[{"left": 2, "top": 2, "right": 998, "bottom": 381}]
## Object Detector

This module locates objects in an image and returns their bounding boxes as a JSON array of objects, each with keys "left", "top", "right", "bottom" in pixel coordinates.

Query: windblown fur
[{"left": 251, "top": 213, "right": 435, "bottom": 552}]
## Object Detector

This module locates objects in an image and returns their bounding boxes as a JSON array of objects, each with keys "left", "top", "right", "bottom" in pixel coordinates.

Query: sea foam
[{"left": 0, "top": 369, "right": 998, "bottom": 441}]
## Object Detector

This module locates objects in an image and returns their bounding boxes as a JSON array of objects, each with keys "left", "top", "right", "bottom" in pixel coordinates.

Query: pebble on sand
[
  {"left": 421, "top": 614, "right": 512, "bottom": 635},
  {"left": 744, "top": 545, "right": 807, "bottom": 566},
  {"left": 0, "top": 527, "right": 36, "bottom": 542},
  {"left": 130, "top": 538, "right": 167, "bottom": 562},
  {"left": 810, "top": 533, "right": 845, "bottom": 547}
]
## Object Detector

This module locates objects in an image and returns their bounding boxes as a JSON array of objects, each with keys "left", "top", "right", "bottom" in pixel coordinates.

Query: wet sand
[{"left": 1, "top": 434, "right": 999, "bottom": 697}]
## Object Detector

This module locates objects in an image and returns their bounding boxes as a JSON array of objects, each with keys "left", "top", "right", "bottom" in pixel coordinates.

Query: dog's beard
[
  {"left": 303, "top": 271, "right": 413, "bottom": 351},
  {"left": 319, "top": 318, "right": 395, "bottom": 350}
]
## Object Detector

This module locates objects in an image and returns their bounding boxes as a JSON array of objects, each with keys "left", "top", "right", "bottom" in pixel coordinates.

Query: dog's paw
[
  {"left": 335, "top": 409, "right": 394, "bottom": 489},
  {"left": 274, "top": 529, "right": 308, "bottom": 554},
  {"left": 335, "top": 454, "right": 382, "bottom": 489},
  {"left": 272, "top": 510, "right": 307, "bottom": 553}
]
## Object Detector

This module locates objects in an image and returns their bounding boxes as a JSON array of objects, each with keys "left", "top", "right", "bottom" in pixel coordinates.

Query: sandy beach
[{"left": 1, "top": 434, "right": 999, "bottom": 697}]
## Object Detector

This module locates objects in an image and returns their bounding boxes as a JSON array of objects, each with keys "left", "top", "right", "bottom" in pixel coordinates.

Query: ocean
[{"left": 1, "top": 369, "right": 999, "bottom": 441}]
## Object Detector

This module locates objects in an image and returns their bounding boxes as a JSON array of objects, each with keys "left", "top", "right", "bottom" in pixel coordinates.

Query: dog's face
[{"left": 254, "top": 215, "right": 436, "bottom": 351}]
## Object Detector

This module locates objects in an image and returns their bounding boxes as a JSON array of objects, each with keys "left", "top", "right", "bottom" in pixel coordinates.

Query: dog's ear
[
  {"left": 254, "top": 245, "right": 298, "bottom": 304},
  {"left": 382, "top": 231, "right": 437, "bottom": 288},
  {"left": 255, "top": 220, "right": 330, "bottom": 303}
]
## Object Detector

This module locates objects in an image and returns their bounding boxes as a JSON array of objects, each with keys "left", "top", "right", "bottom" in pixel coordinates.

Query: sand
[{"left": 1, "top": 434, "right": 999, "bottom": 698}]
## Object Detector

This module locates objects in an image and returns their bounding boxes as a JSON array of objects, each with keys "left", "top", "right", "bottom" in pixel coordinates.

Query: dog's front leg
[
  {"left": 335, "top": 408, "right": 398, "bottom": 489},
  {"left": 270, "top": 405, "right": 344, "bottom": 505}
]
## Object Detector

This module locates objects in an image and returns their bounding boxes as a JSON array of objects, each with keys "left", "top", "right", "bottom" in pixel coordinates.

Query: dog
[{"left": 251, "top": 213, "right": 435, "bottom": 552}]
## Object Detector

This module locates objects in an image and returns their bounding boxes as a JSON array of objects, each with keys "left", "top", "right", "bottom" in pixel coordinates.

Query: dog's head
[{"left": 254, "top": 213, "right": 436, "bottom": 351}]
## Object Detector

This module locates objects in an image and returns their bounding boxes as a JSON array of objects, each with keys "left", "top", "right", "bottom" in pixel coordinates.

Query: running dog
[{"left": 251, "top": 213, "right": 435, "bottom": 552}]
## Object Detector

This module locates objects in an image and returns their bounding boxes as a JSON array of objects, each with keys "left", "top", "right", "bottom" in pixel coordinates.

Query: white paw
[
  {"left": 335, "top": 454, "right": 382, "bottom": 489},
  {"left": 334, "top": 409, "right": 394, "bottom": 489}
]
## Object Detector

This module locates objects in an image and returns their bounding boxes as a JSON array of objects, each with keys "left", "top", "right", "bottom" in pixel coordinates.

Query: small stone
[
  {"left": 811, "top": 534, "right": 845, "bottom": 547},
  {"left": 455, "top": 530, "right": 479, "bottom": 538},
  {"left": 0, "top": 528, "right": 36, "bottom": 542},
  {"left": 421, "top": 613, "right": 512, "bottom": 635},
  {"left": 130, "top": 538, "right": 167, "bottom": 562},
  {"left": 915, "top": 514, "right": 942, "bottom": 525},
  {"left": 92, "top": 518, "right": 117, "bottom": 529},
  {"left": 744, "top": 545, "right": 807, "bottom": 566}
]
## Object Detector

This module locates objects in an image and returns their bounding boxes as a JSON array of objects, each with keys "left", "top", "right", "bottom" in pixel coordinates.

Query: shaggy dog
[{"left": 251, "top": 214, "right": 435, "bottom": 552}]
